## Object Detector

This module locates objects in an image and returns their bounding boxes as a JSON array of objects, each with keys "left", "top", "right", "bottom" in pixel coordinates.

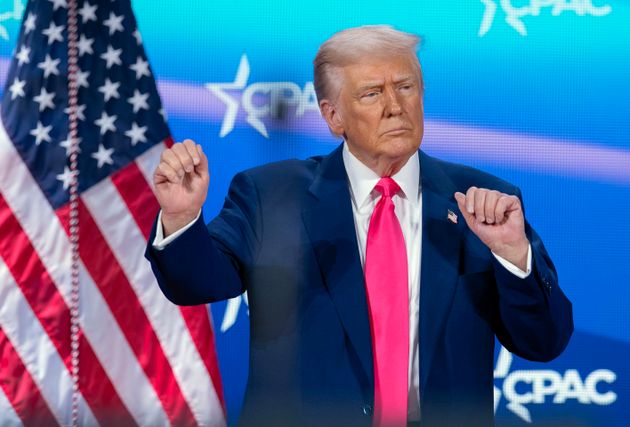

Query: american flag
[{"left": 0, "top": 0, "right": 225, "bottom": 426}]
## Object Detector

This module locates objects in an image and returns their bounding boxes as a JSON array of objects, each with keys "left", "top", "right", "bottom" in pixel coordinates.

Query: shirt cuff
[
  {"left": 152, "top": 210, "right": 202, "bottom": 250},
  {"left": 492, "top": 244, "right": 532, "bottom": 279}
]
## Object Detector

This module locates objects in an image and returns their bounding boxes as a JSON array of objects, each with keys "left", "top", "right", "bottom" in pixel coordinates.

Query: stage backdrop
[{"left": 1, "top": 1, "right": 628, "bottom": 425}]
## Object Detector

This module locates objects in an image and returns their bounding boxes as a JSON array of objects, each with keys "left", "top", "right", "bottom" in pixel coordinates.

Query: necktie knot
[{"left": 375, "top": 177, "right": 401, "bottom": 199}]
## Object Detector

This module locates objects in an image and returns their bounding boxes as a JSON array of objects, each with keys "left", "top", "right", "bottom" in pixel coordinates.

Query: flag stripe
[
  {"left": 0, "top": 129, "right": 160, "bottom": 426},
  {"left": 0, "top": 257, "right": 101, "bottom": 427},
  {"left": 0, "top": 193, "right": 135, "bottom": 426},
  {"left": 0, "top": 382, "right": 22, "bottom": 427},
  {"left": 57, "top": 198, "right": 198, "bottom": 426},
  {"left": 112, "top": 149, "right": 226, "bottom": 411},
  {"left": 86, "top": 167, "right": 225, "bottom": 424},
  {"left": 0, "top": 324, "right": 59, "bottom": 427},
  {"left": 135, "top": 142, "right": 164, "bottom": 192}
]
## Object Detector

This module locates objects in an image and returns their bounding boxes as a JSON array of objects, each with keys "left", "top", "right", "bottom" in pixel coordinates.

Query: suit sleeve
[
  {"left": 144, "top": 171, "right": 261, "bottom": 305},
  {"left": 491, "top": 187, "right": 573, "bottom": 362}
]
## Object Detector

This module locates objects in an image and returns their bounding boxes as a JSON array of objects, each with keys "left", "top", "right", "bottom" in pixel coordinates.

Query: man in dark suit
[{"left": 146, "top": 26, "right": 573, "bottom": 426}]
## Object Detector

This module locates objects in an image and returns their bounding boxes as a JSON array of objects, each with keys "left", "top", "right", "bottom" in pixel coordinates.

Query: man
[{"left": 146, "top": 26, "right": 573, "bottom": 426}]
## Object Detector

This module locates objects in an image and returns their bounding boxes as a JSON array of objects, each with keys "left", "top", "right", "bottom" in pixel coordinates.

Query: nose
[{"left": 383, "top": 87, "right": 402, "bottom": 117}]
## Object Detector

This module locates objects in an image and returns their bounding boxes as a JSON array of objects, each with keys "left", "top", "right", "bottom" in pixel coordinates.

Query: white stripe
[
  {"left": 0, "top": 377, "right": 23, "bottom": 427},
  {"left": 0, "top": 123, "right": 169, "bottom": 426},
  {"left": 83, "top": 177, "right": 225, "bottom": 426},
  {"left": 0, "top": 258, "right": 98, "bottom": 427},
  {"left": 136, "top": 142, "right": 165, "bottom": 191}
]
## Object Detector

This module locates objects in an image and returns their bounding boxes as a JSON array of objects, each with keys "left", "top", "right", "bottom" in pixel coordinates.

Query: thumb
[{"left": 194, "top": 144, "right": 209, "bottom": 176}]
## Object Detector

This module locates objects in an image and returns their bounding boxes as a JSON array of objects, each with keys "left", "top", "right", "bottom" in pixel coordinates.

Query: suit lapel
[
  {"left": 419, "top": 151, "right": 464, "bottom": 397},
  {"left": 301, "top": 144, "right": 374, "bottom": 388}
]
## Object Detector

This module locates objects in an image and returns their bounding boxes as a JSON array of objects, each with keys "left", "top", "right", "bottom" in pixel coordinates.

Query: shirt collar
[{"left": 342, "top": 142, "right": 420, "bottom": 210}]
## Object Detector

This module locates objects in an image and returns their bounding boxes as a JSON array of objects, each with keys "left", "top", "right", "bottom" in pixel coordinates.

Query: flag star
[
  {"left": 91, "top": 144, "right": 115, "bottom": 168},
  {"left": 94, "top": 111, "right": 117, "bottom": 135},
  {"left": 78, "top": 2, "right": 97, "bottom": 22},
  {"left": 100, "top": 45, "right": 122, "bottom": 68},
  {"left": 33, "top": 87, "right": 56, "bottom": 112},
  {"left": 103, "top": 12, "right": 124, "bottom": 35},
  {"left": 42, "top": 22, "right": 65, "bottom": 45},
  {"left": 30, "top": 121, "right": 53, "bottom": 145},
  {"left": 8, "top": 78, "right": 26, "bottom": 100},
  {"left": 56, "top": 166, "right": 75, "bottom": 190},
  {"left": 125, "top": 122, "right": 148, "bottom": 145},
  {"left": 77, "top": 34, "right": 94, "bottom": 56},
  {"left": 127, "top": 89, "right": 149, "bottom": 113},
  {"left": 38, "top": 54, "right": 61, "bottom": 78},
  {"left": 64, "top": 104, "right": 86, "bottom": 121},
  {"left": 159, "top": 108, "right": 167, "bottom": 120},
  {"left": 130, "top": 56, "right": 150, "bottom": 79},
  {"left": 98, "top": 78, "right": 120, "bottom": 102},
  {"left": 132, "top": 28, "right": 142, "bottom": 44},
  {"left": 48, "top": 0, "right": 67, "bottom": 11},
  {"left": 75, "top": 70, "right": 90, "bottom": 88},
  {"left": 16, "top": 46, "right": 30, "bottom": 65},
  {"left": 60, "top": 136, "right": 82, "bottom": 156},
  {"left": 24, "top": 13, "right": 36, "bottom": 34}
]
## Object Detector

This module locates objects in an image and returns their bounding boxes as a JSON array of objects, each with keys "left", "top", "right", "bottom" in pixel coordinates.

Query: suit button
[{"left": 362, "top": 404, "right": 373, "bottom": 416}]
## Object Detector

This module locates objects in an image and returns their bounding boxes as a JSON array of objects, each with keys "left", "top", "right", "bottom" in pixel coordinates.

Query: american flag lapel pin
[{"left": 447, "top": 209, "right": 458, "bottom": 224}]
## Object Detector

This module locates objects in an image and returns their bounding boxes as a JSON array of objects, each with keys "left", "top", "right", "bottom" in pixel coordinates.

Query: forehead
[{"left": 340, "top": 55, "right": 422, "bottom": 87}]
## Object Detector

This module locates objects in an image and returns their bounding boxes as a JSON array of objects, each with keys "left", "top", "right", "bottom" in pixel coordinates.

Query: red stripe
[
  {"left": 0, "top": 325, "right": 59, "bottom": 427},
  {"left": 112, "top": 161, "right": 226, "bottom": 410},
  {"left": 0, "top": 194, "right": 137, "bottom": 426},
  {"left": 164, "top": 136, "right": 174, "bottom": 148},
  {"left": 58, "top": 200, "right": 198, "bottom": 427}
]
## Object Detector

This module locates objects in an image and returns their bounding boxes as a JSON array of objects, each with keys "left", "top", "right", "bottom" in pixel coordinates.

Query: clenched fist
[
  {"left": 454, "top": 187, "right": 530, "bottom": 271},
  {"left": 154, "top": 139, "right": 209, "bottom": 236}
]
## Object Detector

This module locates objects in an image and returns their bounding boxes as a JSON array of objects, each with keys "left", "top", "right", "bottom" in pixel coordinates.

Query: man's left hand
[{"left": 455, "top": 187, "right": 529, "bottom": 271}]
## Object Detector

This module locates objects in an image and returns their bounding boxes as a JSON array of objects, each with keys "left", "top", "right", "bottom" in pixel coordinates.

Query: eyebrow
[{"left": 356, "top": 75, "right": 417, "bottom": 92}]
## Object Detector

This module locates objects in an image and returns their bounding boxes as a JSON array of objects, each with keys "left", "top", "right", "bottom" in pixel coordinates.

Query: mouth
[{"left": 382, "top": 127, "right": 411, "bottom": 136}]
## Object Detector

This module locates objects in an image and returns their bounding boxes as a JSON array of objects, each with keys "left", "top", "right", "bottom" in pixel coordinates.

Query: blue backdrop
[{"left": 2, "top": 0, "right": 627, "bottom": 425}]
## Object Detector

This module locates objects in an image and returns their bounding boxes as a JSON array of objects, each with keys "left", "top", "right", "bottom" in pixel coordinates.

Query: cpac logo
[
  {"left": 494, "top": 346, "right": 617, "bottom": 423},
  {"left": 479, "top": 0, "right": 612, "bottom": 37},
  {"left": 206, "top": 54, "right": 320, "bottom": 138}
]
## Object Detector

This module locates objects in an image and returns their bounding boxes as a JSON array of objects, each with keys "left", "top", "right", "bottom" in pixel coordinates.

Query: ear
[{"left": 319, "top": 99, "right": 345, "bottom": 138}]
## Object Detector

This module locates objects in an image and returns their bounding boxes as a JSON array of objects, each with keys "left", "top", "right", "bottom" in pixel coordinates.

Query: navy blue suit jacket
[{"left": 146, "top": 145, "right": 573, "bottom": 426}]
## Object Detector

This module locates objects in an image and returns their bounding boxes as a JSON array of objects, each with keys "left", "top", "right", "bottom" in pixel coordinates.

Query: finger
[
  {"left": 464, "top": 186, "right": 477, "bottom": 215},
  {"left": 454, "top": 192, "right": 475, "bottom": 226},
  {"left": 161, "top": 149, "right": 186, "bottom": 178},
  {"left": 484, "top": 190, "right": 501, "bottom": 224},
  {"left": 182, "top": 139, "right": 200, "bottom": 167},
  {"left": 171, "top": 142, "right": 196, "bottom": 174},
  {"left": 495, "top": 195, "right": 519, "bottom": 223},
  {"left": 155, "top": 162, "right": 180, "bottom": 184},
  {"left": 474, "top": 188, "right": 487, "bottom": 223},
  {"left": 195, "top": 144, "right": 209, "bottom": 175}
]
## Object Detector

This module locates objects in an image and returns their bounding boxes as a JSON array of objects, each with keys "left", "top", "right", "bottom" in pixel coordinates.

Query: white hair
[{"left": 313, "top": 25, "right": 423, "bottom": 103}]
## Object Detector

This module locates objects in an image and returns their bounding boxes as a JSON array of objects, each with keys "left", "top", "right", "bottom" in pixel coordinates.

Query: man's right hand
[{"left": 153, "top": 139, "right": 209, "bottom": 237}]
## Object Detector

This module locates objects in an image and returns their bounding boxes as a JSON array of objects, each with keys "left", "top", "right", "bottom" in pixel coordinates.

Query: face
[{"left": 321, "top": 55, "right": 424, "bottom": 175}]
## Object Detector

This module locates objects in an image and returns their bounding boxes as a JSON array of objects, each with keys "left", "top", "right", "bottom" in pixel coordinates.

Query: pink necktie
[{"left": 364, "top": 177, "right": 409, "bottom": 426}]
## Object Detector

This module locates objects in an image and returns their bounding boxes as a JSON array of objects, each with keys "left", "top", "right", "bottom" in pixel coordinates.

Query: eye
[{"left": 361, "top": 90, "right": 380, "bottom": 99}]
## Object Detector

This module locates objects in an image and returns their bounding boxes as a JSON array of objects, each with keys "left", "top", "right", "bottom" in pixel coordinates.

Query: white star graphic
[
  {"left": 127, "top": 89, "right": 149, "bottom": 113},
  {"left": 48, "top": 0, "right": 67, "bottom": 11},
  {"left": 75, "top": 70, "right": 90, "bottom": 88},
  {"left": 91, "top": 144, "right": 115, "bottom": 168},
  {"left": 38, "top": 54, "right": 60, "bottom": 78},
  {"left": 56, "top": 166, "right": 75, "bottom": 190},
  {"left": 64, "top": 104, "right": 86, "bottom": 121},
  {"left": 8, "top": 78, "right": 26, "bottom": 100},
  {"left": 77, "top": 34, "right": 94, "bottom": 56},
  {"left": 16, "top": 46, "right": 30, "bottom": 66},
  {"left": 94, "top": 111, "right": 117, "bottom": 135},
  {"left": 100, "top": 45, "right": 122, "bottom": 68},
  {"left": 159, "top": 108, "right": 167, "bottom": 120},
  {"left": 78, "top": 2, "right": 97, "bottom": 22},
  {"left": 103, "top": 12, "right": 124, "bottom": 35},
  {"left": 129, "top": 56, "right": 150, "bottom": 79},
  {"left": 42, "top": 22, "right": 65, "bottom": 45},
  {"left": 98, "top": 78, "right": 120, "bottom": 102},
  {"left": 125, "top": 122, "right": 148, "bottom": 146},
  {"left": 132, "top": 28, "right": 142, "bottom": 44},
  {"left": 24, "top": 13, "right": 36, "bottom": 34},
  {"left": 60, "top": 136, "right": 82, "bottom": 156},
  {"left": 34, "top": 87, "right": 56, "bottom": 112},
  {"left": 30, "top": 121, "right": 53, "bottom": 145}
]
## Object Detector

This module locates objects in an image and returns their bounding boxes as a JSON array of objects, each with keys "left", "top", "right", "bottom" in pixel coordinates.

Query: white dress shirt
[{"left": 153, "top": 144, "right": 532, "bottom": 421}]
